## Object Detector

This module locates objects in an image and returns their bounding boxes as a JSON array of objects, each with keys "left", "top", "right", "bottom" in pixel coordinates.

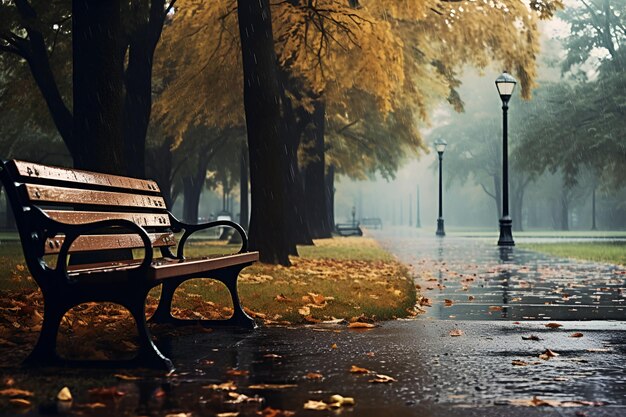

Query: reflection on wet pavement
[{"left": 373, "top": 229, "right": 626, "bottom": 321}]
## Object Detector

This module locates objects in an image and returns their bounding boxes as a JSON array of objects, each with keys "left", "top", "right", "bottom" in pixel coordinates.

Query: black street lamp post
[
  {"left": 434, "top": 138, "right": 447, "bottom": 236},
  {"left": 495, "top": 71, "right": 516, "bottom": 246}
]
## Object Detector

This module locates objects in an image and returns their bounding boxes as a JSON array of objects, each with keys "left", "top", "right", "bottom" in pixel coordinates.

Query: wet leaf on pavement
[
  {"left": 570, "top": 332, "right": 584, "bottom": 338},
  {"left": 349, "top": 365, "right": 370, "bottom": 374},
  {"left": 539, "top": 349, "right": 560, "bottom": 360},
  {"left": 449, "top": 328, "right": 464, "bottom": 337},
  {"left": 0, "top": 388, "right": 33, "bottom": 397},
  {"left": 369, "top": 374, "right": 396, "bottom": 383},
  {"left": 545, "top": 322, "right": 563, "bottom": 329},
  {"left": 304, "top": 400, "right": 328, "bottom": 410},
  {"left": 347, "top": 322, "right": 375, "bottom": 329},
  {"left": 57, "top": 386, "right": 72, "bottom": 401},
  {"left": 305, "top": 372, "right": 323, "bottom": 380}
]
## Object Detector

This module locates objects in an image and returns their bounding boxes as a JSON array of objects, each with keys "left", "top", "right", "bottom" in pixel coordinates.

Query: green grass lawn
[{"left": 518, "top": 242, "right": 626, "bottom": 265}]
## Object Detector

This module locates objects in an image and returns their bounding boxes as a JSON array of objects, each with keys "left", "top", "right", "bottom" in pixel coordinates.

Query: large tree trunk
[
  {"left": 304, "top": 100, "right": 332, "bottom": 239},
  {"left": 325, "top": 164, "right": 335, "bottom": 232},
  {"left": 239, "top": 142, "right": 249, "bottom": 231},
  {"left": 236, "top": 0, "right": 294, "bottom": 265},
  {"left": 73, "top": 0, "right": 125, "bottom": 174},
  {"left": 123, "top": 0, "right": 169, "bottom": 178},
  {"left": 146, "top": 137, "right": 175, "bottom": 208},
  {"left": 182, "top": 176, "right": 203, "bottom": 224},
  {"left": 280, "top": 81, "right": 313, "bottom": 248}
]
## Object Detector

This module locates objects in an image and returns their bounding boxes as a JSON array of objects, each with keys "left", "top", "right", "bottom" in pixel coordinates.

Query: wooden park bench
[
  {"left": 335, "top": 223, "right": 363, "bottom": 237},
  {"left": 0, "top": 160, "right": 259, "bottom": 371}
]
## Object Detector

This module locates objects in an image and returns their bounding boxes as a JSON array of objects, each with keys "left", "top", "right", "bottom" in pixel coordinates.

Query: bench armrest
[
  {"left": 32, "top": 208, "right": 154, "bottom": 279},
  {"left": 168, "top": 212, "right": 248, "bottom": 260}
]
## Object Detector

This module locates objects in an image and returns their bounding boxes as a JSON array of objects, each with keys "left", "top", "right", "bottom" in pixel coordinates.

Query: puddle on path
[{"left": 373, "top": 230, "right": 626, "bottom": 321}]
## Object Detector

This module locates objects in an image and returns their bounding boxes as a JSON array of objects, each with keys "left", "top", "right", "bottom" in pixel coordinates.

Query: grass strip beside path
[
  {"left": 174, "top": 236, "right": 416, "bottom": 324},
  {"left": 519, "top": 242, "right": 626, "bottom": 266}
]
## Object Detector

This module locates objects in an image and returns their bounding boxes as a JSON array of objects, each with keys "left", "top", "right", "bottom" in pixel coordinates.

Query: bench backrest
[{"left": 0, "top": 160, "right": 176, "bottom": 266}]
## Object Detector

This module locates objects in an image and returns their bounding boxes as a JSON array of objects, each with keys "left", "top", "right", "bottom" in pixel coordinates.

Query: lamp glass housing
[
  {"left": 495, "top": 71, "right": 517, "bottom": 99},
  {"left": 434, "top": 138, "right": 447, "bottom": 154}
]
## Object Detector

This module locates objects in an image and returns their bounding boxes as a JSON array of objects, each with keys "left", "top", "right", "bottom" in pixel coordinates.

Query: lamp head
[
  {"left": 495, "top": 71, "right": 517, "bottom": 104},
  {"left": 434, "top": 138, "right": 447, "bottom": 155}
]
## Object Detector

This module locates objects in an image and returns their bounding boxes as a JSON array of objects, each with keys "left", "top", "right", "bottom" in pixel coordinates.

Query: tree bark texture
[
  {"left": 304, "top": 100, "right": 332, "bottom": 239},
  {"left": 237, "top": 0, "right": 294, "bottom": 265},
  {"left": 239, "top": 141, "right": 249, "bottom": 231},
  {"left": 73, "top": 0, "right": 126, "bottom": 174}
]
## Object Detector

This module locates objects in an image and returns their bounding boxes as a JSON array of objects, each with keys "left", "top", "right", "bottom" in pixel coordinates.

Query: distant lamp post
[
  {"left": 434, "top": 138, "right": 447, "bottom": 236},
  {"left": 495, "top": 71, "right": 516, "bottom": 246},
  {"left": 351, "top": 206, "right": 356, "bottom": 227}
]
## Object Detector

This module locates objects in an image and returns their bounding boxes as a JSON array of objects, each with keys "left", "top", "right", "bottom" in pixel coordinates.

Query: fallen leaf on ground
[
  {"left": 305, "top": 372, "right": 323, "bottom": 380},
  {"left": 522, "top": 335, "right": 542, "bottom": 341},
  {"left": 8, "top": 398, "right": 31, "bottom": 407},
  {"left": 468, "top": 295, "right": 475, "bottom": 301},
  {"left": 248, "top": 384, "right": 298, "bottom": 389},
  {"left": 203, "top": 381, "right": 237, "bottom": 390},
  {"left": 298, "top": 306, "right": 311, "bottom": 316},
  {"left": 539, "top": 349, "right": 560, "bottom": 360},
  {"left": 226, "top": 368, "right": 250, "bottom": 376},
  {"left": 216, "top": 413, "right": 239, "bottom": 417},
  {"left": 263, "top": 353, "right": 282, "bottom": 359},
  {"left": 57, "top": 387, "right": 72, "bottom": 401},
  {"left": 570, "top": 332, "right": 584, "bottom": 338},
  {"left": 0, "top": 388, "right": 33, "bottom": 397},
  {"left": 349, "top": 365, "right": 370, "bottom": 374},
  {"left": 113, "top": 374, "right": 141, "bottom": 381},
  {"left": 419, "top": 297, "right": 432, "bottom": 307},
  {"left": 488, "top": 306, "right": 503, "bottom": 311},
  {"left": 275, "top": 294, "right": 291, "bottom": 302},
  {"left": 347, "top": 322, "right": 375, "bottom": 329},
  {"left": 444, "top": 299, "right": 454, "bottom": 306},
  {"left": 449, "top": 329, "right": 464, "bottom": 337},
  {"left": 259, "top": 407, "right": 296, "bottom": 417},
  {"left": 512, "top": 360, "right": 529, "bottom": 366},
  {"left": 304, "top": 400, "right": 328, "bottom": 410},
  {"left": 368, "top": 374, "right": 396, "bottom": 383},
  {"left": 330, "top": 343, "right": 338, "bottom": 349},
  {"left": 166, "top": 413, "right": 193, "bottom": 417},
  {"left": 328, "top": 394, "right": 355, "bottom": 407},
  {"left": 545, "top": 322, "right": 563, "bottom": 329}
]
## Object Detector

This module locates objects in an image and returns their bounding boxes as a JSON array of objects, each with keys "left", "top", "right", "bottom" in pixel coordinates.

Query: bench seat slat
[
  {"left": 44, "top": 232, "right": 176, "bottom": 254},
  {"left": 45, "top": 210, "right": 171, "bottom": 227},
  {"left": 66, "top": 252, "right": 260, "bottom": 281},
  {"left": 24, "top": 184, "right": 166, "bottom": 209},
  {"left": 11, "top": 160, "right": 160, "bottom": 192}
]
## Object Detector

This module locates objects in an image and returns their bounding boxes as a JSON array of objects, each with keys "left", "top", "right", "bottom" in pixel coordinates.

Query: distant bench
[
  {"left": 335, "top": 223, "right": 363, "bottom": 237},
  {"left": 360, "top": 217, "right": 383, "bottom": 229},
  {"left": 0, "top": 160, "right": 259, "bottom": 371}
]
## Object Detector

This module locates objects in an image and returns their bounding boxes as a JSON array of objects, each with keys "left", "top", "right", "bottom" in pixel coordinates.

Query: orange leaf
[
  {"left": 570, "top": 332, "right": 584, "bottom": 338},
  {"left": 349, "top": 365, "right": 370, "bottom": 374},
  {"left": 449, "top": 328, "right": 464, "bottom": 337},
  {"left": 545, "top": 322, "right": 563, "bottom": 329},
  {"left": 347, "top": 322, "right": 375, "bottom": 329},
  {"left": 305, "top": 372, "right": 323, "bottom": 380}
]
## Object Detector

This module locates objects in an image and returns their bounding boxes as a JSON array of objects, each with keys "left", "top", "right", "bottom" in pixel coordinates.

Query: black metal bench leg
[
  {"left": 222, "top": 270, "right": 256, "bottom": 329},
  {"left": 149, "top": 281, "right": 177, "bottom": 324},
  {"left": 23, "top": 299, "right": 65, "bottom": 366},
  {"left": 128, "top": 299, "right": 174, "bottom": 371}
]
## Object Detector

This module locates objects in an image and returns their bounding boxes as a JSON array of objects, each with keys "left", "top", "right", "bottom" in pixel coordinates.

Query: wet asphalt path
[{"left": 5, "top": 228, "right": 626, "bottom": 416}]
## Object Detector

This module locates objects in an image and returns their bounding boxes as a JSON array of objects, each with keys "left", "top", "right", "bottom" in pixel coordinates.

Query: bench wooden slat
[
  {"left": 24, "top": 184, "right": 167, "bottom": 209},
  {"left": 45, "top": 210, "right": 171, "bottom": 227},
  {"left": 44, "top": 232, "right": 176, "bottom": 254},
  {"left": 11, "top": 160, "right": 160, "bottom": 192},
  {"left": 150, "top": 252, "right": 259, "bottom": 280}
]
